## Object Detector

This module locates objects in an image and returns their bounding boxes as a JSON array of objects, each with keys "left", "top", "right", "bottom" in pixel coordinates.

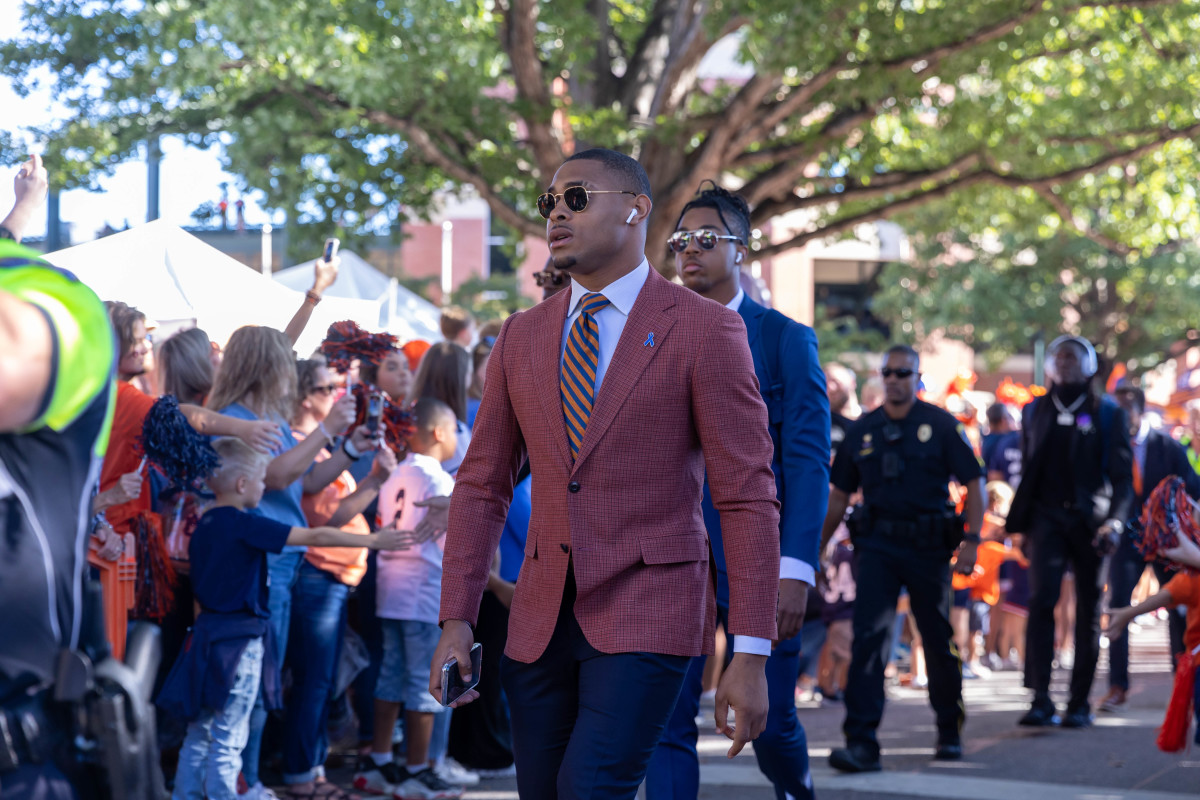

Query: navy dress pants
[
  {"left": 500, "top": 572, "right": 689, "bottom": 800},
  {"left": 645, "top": 627, "right": 814, "bottom": 800}
]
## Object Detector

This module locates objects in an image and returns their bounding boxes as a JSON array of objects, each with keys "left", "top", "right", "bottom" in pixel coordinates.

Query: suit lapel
[
  {"left": 572, "top": 269, "right": 677, "bottom": 471},
  {"left": 740, "top": 296, "right": 764, "bottom": 354},
  {"left": 534, "top": 290, "right": 573, "bottom": 468}
]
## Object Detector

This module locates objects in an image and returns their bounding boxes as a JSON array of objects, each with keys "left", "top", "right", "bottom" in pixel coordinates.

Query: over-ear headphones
[
  {"left": 1046, "top": 334, "right": 1099, "bottom": 379},
  {"left": 626, "top": 209, "right": 637, "bottom": 224}
]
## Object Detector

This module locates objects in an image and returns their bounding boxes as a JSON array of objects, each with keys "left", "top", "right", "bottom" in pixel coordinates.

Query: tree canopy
[{"left": 4, "top": 0, "right": 1199, "bottom": 273}]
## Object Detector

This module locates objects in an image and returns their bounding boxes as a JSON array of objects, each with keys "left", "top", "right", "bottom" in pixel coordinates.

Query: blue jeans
[
  {"left": 173, "top": 638, "right": 264, "bottom": 800},
  {"left": 242, "top": 550, "right": 303, "bottom": 786},
  {"left": 282, "top": 562, "right": 350, "bottom": 784}
]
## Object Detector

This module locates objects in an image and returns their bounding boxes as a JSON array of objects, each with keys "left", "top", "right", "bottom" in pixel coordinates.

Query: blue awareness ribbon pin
[{"left": 644, "top": 332, "right": 655, "bottom": 347}]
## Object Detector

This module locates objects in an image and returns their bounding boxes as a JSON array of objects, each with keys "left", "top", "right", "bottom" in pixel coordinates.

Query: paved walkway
[{"left": 323, "top": 615, "right": 1197, "bottom": 799}]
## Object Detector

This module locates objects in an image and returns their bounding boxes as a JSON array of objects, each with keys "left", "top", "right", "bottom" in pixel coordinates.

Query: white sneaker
[
  {"left": 352, "top": 758, "right": 406, "bottom": 796},
  {"left": 436, "top": 758, "right": 480, "bottom": 787},
  {"left": 394, "top": 768, "right": 463, "bottom": 800},
  {"left": 475, "top": 763, "right": 517, "bottom": 779},
  {"left": 240, "top": 782, "right": 279, "bottom": 800}
]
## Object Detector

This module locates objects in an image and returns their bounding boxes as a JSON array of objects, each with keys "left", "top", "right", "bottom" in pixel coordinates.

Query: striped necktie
[{"left": 561, "top": 292, "right": 611, "bottom": 461}]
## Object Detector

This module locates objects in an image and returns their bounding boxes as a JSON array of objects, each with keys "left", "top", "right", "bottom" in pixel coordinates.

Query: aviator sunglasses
[
  {"left": 537, "top": 187, "right": 638, "bottom": 219},
  {"left": 668, "top": 229, "right": 743, "bottom": 253}
]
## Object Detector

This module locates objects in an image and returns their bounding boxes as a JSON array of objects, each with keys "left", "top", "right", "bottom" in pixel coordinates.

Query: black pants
[
  {"left": 843, "top": 542, "right": 963, "bottom": 756},
  {"left": 448, "top": 591, "right": 514, "bottom": 770},
  {"left": 1024, "top": 505, "right": 1102, "bottom": 710}
]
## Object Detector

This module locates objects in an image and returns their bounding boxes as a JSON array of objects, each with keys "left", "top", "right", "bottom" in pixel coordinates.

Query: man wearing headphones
[{"left": 1005, "top": 336, "right": 1133, "bottom": 729}]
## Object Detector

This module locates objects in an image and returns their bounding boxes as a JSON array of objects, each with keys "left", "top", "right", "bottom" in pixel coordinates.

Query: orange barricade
[{"left": 87, "top": 532, "right": 136, "bottom": 660}]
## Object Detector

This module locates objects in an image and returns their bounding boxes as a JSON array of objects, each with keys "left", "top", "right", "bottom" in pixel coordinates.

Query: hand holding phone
[
  {"left": 366, "top": 392, "right": 384, "bottom": 434},
  {"left": 440, "top": 642, "right": 482, "bottom": 706},
  {"left": 323, "top": 237, "right": 340, "bottom": 263}
]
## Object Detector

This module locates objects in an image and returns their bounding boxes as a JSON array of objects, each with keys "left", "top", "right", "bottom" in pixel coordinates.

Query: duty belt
[{"left": 0, "top": 689, "right": 58, "bottom": 772}]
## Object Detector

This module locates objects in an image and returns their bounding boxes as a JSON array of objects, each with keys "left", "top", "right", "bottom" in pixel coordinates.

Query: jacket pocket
[{"left": 640, "top": 535, "right": 708, "bottom": 565}]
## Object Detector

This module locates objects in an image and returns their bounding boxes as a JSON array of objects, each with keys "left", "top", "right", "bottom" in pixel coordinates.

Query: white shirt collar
[
  {"left": 724, "top": 287, "right": 745, "bottom": 313},
  {"left": 1135, "top": 418, "right": 1151, "bottom": 446},
  {"left": 566, "top": 258, "right": 650, "bottom": 317}
]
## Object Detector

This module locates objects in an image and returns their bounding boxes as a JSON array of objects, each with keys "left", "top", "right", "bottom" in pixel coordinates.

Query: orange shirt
[
  {"left": 295, "top": 430, "right": 371, "bottom": 586},
  {"left": 99, "top": 381, "right": 156, "bottom": 533},
  {"left": 1164, "top": 572, "right": 1200, "bottom": 652},
  {"left": 951, "top": 541, "right": 1010, "bottom": 606}
]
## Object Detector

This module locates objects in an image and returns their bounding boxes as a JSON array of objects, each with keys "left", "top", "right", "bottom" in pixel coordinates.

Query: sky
[{"left": 0, "top": 0, "right": 270, "bottom": 245}]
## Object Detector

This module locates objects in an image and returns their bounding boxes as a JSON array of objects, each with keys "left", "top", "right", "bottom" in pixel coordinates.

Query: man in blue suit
[{"left": 646, "top": 183, "right": 830, "bottom": 800}]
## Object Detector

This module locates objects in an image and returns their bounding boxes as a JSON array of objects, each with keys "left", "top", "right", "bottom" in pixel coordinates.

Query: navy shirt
[
  {"left": 190, "top": 506, "right": 292, "bottom": 617},
  {"left": 831, "top": 400, "right": 983, "bottom": 519},
  {"left": 986, "top": 430, "right": 1022, "bottom": 488}
]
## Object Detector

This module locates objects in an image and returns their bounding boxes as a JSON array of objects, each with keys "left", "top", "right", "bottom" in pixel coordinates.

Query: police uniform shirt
[
  {"left": 831, "top": 399, "right": 983, "bottom": 519},
  {"left": 831, "top": 411, "right": 852, "bottom": 459}
]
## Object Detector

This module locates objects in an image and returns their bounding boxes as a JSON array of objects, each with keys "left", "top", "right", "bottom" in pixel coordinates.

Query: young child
[
  {"left": 1106, "top": 531, "right": 1200, "bottom": 739},
  {"left": 158, "top": 437, "right": 405, "bottom": 800},
  {"left": 355, "top": 398, "right": 462, "bottom": 800}
]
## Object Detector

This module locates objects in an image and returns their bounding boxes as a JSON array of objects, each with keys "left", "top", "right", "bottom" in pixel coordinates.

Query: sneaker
[
  {"left": 394, "top": 768, "right": 463, "bottom": 800},
  {"left": 240, "top": 783, "right": 279, "bottom": 800},
  {"left": 475, "top": 764, "right": 517, "bottom": 779},
  {"left": 353, "top": 759, "right": 407, "bottom": 796},
  {"left": 435, "top": 758, "right": 480, "bottom": 787},
  {"left": 1098, "top": 686, "right": 1127, "bottom": 712}
]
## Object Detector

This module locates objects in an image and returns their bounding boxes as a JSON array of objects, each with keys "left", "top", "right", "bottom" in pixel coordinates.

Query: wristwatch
[
  {"left": 1105, "top": 519, "right": 1124, "bottom": 535},
  {"left": 962, "top": 531, "right": 982, "bottom": 545}
]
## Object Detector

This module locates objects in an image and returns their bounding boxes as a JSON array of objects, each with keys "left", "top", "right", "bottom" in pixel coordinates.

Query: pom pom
[
  {"left": 141, "top": 396, "right": 221, "bottom": 492},
  {"left": 132, "top": 512, "right": 175, "bottom": 622},
  {"left": 1135, "top": 476, "right": 1200, "bottom": 575},
  {"left": 320, "top": 320, "right": 398, "bottom": 374}
]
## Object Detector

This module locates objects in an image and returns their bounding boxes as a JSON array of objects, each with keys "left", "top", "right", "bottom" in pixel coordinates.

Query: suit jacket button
[
  {"left": 568, "top": 481, "right": 581, "bottom": 493},
  {"left": 560, "top": 543, "right": 570, "bottom": 554}
]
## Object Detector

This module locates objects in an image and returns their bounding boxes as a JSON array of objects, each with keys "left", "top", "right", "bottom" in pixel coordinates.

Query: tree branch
[
  {"left": 753, "top": 120, "right": 1200, "bottom": 259},
  {"left": 1032, "top": 184, "right": 1131, "bottom": 254},
  {"left": 299, "top": 83, "right": 542, "bottom": 238},
  {"left": 497, "top": 0, "right": 563, "bottom": 179}
]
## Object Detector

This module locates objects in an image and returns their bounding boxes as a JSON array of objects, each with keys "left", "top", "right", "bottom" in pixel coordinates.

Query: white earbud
[
  {"left": 735, "top": 254, "right": 743, "bottom": 264},
  {"left": 626, "top": 209, "right": 637, "bottom": 224}
]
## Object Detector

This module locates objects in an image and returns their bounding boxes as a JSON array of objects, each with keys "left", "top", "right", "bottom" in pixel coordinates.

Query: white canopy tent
[
  {"left": 44, "top": 221, "right": 384, "bottom": 355},
  {"left": 273, "top": 250, "right": 443, "bottom": 344}
]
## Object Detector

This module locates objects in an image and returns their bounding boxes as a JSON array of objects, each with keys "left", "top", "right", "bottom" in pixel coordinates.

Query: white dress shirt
[
  {"left": 723, "top": 289, "right": 816, "bottom": 589},
  {"left": 562, "top": 262, "right": 771, "bottom": 656}
]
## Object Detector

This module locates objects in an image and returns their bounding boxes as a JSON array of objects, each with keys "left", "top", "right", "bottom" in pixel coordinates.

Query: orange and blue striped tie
[{"left": 561, "top": 292, "right": 611, "bottom": 461}]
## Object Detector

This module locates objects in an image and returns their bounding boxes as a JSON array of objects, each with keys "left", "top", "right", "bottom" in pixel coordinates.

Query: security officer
[
  {"left": 820, "top": 344, "right": 985, "bottom": 773},
  {"left": 1, "top": 156, "right": 161, "bottom": 800}
]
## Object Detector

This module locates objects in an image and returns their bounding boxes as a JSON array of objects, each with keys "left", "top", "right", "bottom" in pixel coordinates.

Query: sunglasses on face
[
  {"left": 310, "top": 384, "right": 339, "bottom": 396},
  {"left": 881, "top": 368, "right": 916, "bottom": 379},
  {"left": 667, "top": 229, "right": 743, "bottom": 253},
  {"left": 537, "top": 187, "right": 638, "bottom": 219},
  {"left": 533, "top": 269, "right": 567, "bottom": 287}
]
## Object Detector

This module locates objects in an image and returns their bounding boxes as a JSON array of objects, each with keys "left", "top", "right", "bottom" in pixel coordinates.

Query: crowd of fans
[
  {"left": 84, "top": 274, "right": 536, "bottom": 800},
  {"left": 84, "top": 250, "right": 1200, "bottom": 800}
]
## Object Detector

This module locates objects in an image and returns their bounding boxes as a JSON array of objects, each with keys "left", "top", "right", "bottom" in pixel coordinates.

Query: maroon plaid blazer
[{"left": 439, "top": 267, "right": 780, "bottom": 662}]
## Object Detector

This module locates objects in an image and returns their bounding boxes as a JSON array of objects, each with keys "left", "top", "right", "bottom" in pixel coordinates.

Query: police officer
[
  {"left": 820, "top": 344, "right": 985, "bottom": 773},
  {"left": 0, "top": 156, "right": 142, "bottom": 800}
]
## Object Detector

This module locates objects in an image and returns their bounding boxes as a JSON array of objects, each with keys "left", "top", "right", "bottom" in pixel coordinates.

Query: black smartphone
[
  {"left": 323, "top": 237, "right": 340, "bottom": 262},
  {"left": 366, "top": 392, "right": 384, "bottom": 433},
  {"left": 440, "top": 642, "right": 482, "bottom": 706}
]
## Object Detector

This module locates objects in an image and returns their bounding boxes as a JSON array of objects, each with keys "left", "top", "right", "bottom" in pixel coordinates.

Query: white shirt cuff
[
  {"left": 731, "top": 636, "right": 772, "bottom": 656},
  {"left": 781, "top": 556, "right": 816, "bottom": 586}
]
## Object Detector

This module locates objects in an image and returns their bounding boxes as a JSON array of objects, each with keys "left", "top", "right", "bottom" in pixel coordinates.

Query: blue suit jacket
[{"left": 704, "top": 296, "right": 830, "bottom": 607}]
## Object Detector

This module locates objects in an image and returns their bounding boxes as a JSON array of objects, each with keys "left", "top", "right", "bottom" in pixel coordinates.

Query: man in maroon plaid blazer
[{"left": 430, "top": 148, "right": 781, "bottom": 799}]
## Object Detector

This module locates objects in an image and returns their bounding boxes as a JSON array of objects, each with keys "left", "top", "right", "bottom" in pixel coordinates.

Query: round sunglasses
[
  {"left": 668, "top": 229, "right": 743, "bottom": 253},
  {"left": 537, "top": 187, "right": 638, "bottom": 219}
]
